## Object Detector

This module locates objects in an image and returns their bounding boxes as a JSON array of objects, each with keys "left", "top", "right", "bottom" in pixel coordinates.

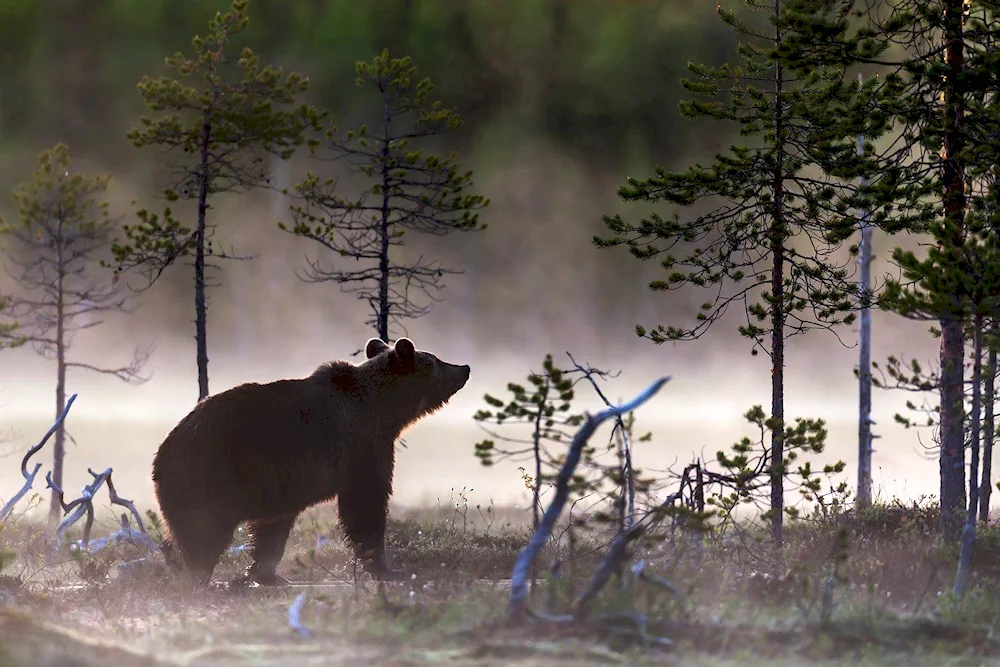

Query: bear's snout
[{"left": 441, "top": 362, "right": 470, "bottom": 392}]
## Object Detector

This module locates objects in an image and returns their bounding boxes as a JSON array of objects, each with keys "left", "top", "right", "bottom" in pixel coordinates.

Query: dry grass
[{"left": 0, "top": 498, "right": 997, "bottom": 666}]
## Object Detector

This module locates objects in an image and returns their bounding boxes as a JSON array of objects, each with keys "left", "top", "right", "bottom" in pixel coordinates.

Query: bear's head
[{"left": 362, "top": 337, "right": 471, "bottom": 418}]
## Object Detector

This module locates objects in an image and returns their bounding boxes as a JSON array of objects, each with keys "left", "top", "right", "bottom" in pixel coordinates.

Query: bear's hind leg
[{"left": 243, "top": 514, "right": 297, "bottom": 586}]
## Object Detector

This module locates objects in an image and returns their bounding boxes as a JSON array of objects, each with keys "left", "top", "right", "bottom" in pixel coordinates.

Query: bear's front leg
[{"left": 337, "top": 475, "right": 406, "bottom": 581}]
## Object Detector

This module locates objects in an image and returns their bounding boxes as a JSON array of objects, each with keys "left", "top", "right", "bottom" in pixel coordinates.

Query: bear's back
[
  {"left": 152, "top": 371, "right": 367, "bottom": 515},
  {"left": 154, "top": 374, "right": 351, "bottom": 475}
]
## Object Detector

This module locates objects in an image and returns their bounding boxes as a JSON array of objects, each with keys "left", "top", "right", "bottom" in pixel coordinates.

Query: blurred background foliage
[
  {"left": 0, "top": 0, "right": 752, "bottom": 352},
  {"left": 0, "top": 0, "right": 737, "bottom": 171}
]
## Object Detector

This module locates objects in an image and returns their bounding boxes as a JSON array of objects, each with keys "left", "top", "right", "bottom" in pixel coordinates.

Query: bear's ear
[
  {"left": 365, "top": 338, "right": 389, "bottom": 359},
  {"left": 392, "top": 338, "right": 417, "bottom": 370}
]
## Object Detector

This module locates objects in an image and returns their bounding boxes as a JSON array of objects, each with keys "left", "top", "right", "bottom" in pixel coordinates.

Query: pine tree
[
  {"left": 279, "top": 49, "right": 489, "bottom": 342},
  {"left": 0, "top": 143, "right": 152, "bottom": 524},
  {"left": 851, "top": 0, "right": 1000, "bottom": 539},
  {"left": 109, "top": 0, "right": 321, "bottom": 400},
  {"left": 594, "top": 0, "right": 885, "bottom": 546}
]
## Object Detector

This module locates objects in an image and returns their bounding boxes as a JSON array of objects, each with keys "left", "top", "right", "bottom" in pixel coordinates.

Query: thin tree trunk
[
  {"left": 940, "top": 320, "right": 967, "bottom": 538},
  {"left": 619, "top": 421, "right": 635, "bottom": 528},
  {"left": 528, "top": 378, "right": 547, "bottom": 597},
  {"left": 49, "top": 217, "right": 67, "bottom": 526},
  {"left": 968, "top": 315, "right": 983, "bottom": 524},
  {"left": 615, "top": 423, "right": 626, "bottom": 533},
  {"left": 194, "top": 119, "right": 212, "bottom": 401},
  {"left": 939, "top": 0, "right": 968, "bottom": 540},
  {"left": 981, "top": 320, "right": 996, "bottom": 522},
  {"left": 532, "top": 376, "right": 547, "bottom": 534},
  {"left": 769, "top": 0, "right": 787, "bottom": 548},
  {"left": 954, "top": 312, "right": 983, "bottom": 597},
  {"left": 377, "top": 99, "right": 392, "bottom": 342},
  {"left": 856, "top": 96, "right": 874, "bottom": 507}
]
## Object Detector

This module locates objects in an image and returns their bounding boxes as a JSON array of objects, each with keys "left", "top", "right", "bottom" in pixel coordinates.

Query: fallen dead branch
[
  {"left": 573, "top": 522, "right": 646, "bottom": 621},
  {"left": 0, "top": 393, "right": 78, "bottom": 522},
  {"left": 508, "top": 375, "right": 671, "bottom": 624},
  {"left": 86, "top": 513, "right": 158, "bottom": 554},
  {"left": 49, "top": 466, "right": 151, "bottom": 551},
  {"left": 0, "top": 393, "right": 154, "bottom": 558}
]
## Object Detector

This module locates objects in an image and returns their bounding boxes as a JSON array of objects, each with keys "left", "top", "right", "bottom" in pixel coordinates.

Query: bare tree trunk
[
  {"left": 615, "top": 423, "right": 626, "bottom": 533},
  {"left": 50, "top": 328, "right": 67, "bottom": 526},
  {"left": 954, "top": 312, "right": 983, "bottom": 597},
  {"left": 981, "top": 320, "right": 996, "bottom": 522},
  {"left": 939, "top": 0, "right": 968, "bottom": 540},
  {"left": 968, "top": 314, "right": 983, "bottom": 523},
  {"left": 940, "top": 320, "right": 967, "bottom": 539},
  {"left": 533, "top": 406, "right": 543, "bottom": 536},
  {"left": 527, "top": 376, "right": 549, "bottom": 597},
  {"left": 856, "top": 97, "right": 874, "bottom": 508},
  {"left": 49, "top": 220, "right": 67, "bottom": 526},
  {"left": 194, "top": 120, "right": 212, "bottom": 401},
  {"left": 377, "top": 101, "right": 392, "bottom": 342},
  {"left": 768, "top": 0, "right": 787, "bottom": 548}
]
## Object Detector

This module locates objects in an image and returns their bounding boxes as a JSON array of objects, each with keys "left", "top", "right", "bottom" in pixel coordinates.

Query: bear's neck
[{"left": 354, "top": 383, "right": 428, "bottom": 440}]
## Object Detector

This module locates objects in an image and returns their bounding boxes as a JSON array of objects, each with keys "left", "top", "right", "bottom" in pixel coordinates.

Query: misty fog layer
[
  {"left": 0, "top": 0, "right": 951, "bottom": 523},
  {"left": 0, "top": 149, "right": 942, "bottom": 521}
]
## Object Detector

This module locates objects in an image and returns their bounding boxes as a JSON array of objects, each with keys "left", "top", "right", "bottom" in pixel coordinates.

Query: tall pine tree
[
  {"left": 0, "top": 143, "right": 151, "bottom": 524},
  {"left": 109, "top": 0, "right": 321, "bottom": 400},
  {"left": 280, "top": 50, "right": 488, "bottom": 342},
  {"left": 841, "top": 0, "right": 1000, "bottom": 538},
  {"left": 595, "top": 0, "right": 888, "bottom": 546}
]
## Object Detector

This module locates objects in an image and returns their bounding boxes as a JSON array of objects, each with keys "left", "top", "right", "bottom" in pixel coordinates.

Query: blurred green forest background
[
  {"left": 0, "top": 0, "right": 734, "bottom": 171},
  {"left": 0, "top": 0, "right": 749, "bottom": 349}
]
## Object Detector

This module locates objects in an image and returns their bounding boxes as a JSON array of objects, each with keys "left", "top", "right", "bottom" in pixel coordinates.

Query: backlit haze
[
  {"left": 0, "top": 0, "right": 956, "bottom": 525},
  {"left": 0, "top": 140, "right": 946, "bottom": 525}
]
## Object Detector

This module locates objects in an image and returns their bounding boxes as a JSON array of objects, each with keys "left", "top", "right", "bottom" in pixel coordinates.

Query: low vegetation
[{"left": 0, "top": 497, "right": 997, "bottom": 666}]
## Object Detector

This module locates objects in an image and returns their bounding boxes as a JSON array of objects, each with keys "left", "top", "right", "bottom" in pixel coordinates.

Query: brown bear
[{"left": 150, "top": 337, "right": 471, "bottom": 586}]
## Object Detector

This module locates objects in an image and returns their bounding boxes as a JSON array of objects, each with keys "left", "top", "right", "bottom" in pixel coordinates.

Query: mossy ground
[{"left": 0, "top": 497, "right": 996, "bottom": 666}]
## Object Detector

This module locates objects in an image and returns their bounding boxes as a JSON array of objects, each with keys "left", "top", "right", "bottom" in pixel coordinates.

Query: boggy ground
[{"left": 0, "top": 497, "right": 998, "bottom": 666}]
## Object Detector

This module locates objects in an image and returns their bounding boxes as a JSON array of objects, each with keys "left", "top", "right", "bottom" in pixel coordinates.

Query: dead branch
[
  {"left": 48, "top": 467, "right": 150, "bottom": 551},
  {"left": 629, "top": 560, "right": 680, "bottom": 597},
  {"left": 617, "top": 425, "right": 635, "bottom": 527},
  {"left": 567, "top": 352, "right": 636, "bottom": 528},
  {"left": 573, "top": 522, "right": 646, "bottom": 621},
  {"left": 64, "top": 340, "right": 155, "bottom": 384},
  {"left": 508, "top": 375, "right": 671, "bottom": 623},
  {"left": 526, "top": 523, "right": 649, "bottom": 624},
  {"left": 0, "top": 393, "right": 78, "bottom": 521},
  {"left": 86, "top": 513, "right": 158, "bottom": 554}
]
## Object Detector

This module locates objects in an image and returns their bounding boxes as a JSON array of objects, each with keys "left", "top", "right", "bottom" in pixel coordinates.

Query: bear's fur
[{"left": 151, "top": 337, "right": 471, "bottom": 586}]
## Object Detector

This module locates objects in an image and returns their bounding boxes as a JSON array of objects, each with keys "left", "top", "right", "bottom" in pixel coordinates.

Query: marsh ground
[{"left": 0, "top": 500, "right": 997, "bottom": 666}]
